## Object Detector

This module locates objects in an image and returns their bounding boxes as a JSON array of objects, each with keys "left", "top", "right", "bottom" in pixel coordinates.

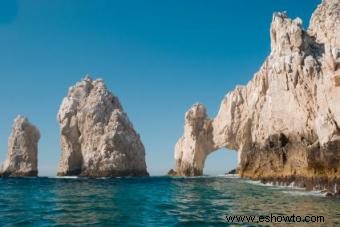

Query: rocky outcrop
[
  {"left": 175, "top": 104, "right": 214, "bottom": 176},
  {"left": 0, "top": 116, "right": 40, "bottom": 177},
  {"left": 174, "top": 0, "right": 340, "bottom": 193},
  {"left": 57, "top": 76, "right": 148, "bottom": 177}
]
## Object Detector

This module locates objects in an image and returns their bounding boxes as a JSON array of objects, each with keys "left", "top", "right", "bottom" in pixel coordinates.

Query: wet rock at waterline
[
  {"left": 0, "top": 116, "right": 40, "bottom": 177},
  {"left": 57, "top": 76, "right": 148, "bottom": 177}
]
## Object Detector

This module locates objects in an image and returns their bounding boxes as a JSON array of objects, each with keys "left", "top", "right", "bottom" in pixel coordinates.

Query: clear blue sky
[{"left": 0, "top": 0, "right": 320, "bottom": 176}]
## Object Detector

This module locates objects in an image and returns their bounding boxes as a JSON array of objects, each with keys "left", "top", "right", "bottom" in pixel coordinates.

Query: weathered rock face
[
  {"left": 57, "top": 76, "right": 148, "bottom": 177},
  {"left": 0, "top": 116, "right": 40, "bottom": 177},
  {"left": 175, "top": 104, "right": 214, "bottom": 176},
  {"left": 174, "top": 0, "right": 339, "bottom": 192}
]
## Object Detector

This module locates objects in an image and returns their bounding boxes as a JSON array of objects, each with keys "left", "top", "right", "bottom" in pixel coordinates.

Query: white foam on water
[
  {"left": 186, "top": 176, "right": 211, "bottom": 179},
  {"left": 244, "top": 179, "right": 327, "bottom": 197},
  {"left": 220, "top": 174, "right": 240, "bottom": 179},
  {"left": 244, "top": 180, "right": 274, "bottom": 187},
  {"left": 50, "top": 176, "right": 79, "bottom": 179},
  {"left": 282, "top": 190, "right": 325, "bottom": 197},
  {"left": 184, "top": 174, "right": 240, "bottom": 179},
  {"left": 244, "top": 180, "right": 308, "bottom": 191}
]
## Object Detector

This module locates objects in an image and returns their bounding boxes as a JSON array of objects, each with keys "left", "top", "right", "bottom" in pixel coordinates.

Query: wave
[
  {"left": 49, "top": 176, "right": 79, "bottom": 179},
  {"left": 245, "top": 180, "right": 305, "bottom": 189},
  {"left": 244, "top": 180, "right": 275, "bottom": 187},
  {"left": 221, "top": 174, "right": 241, "bottom": 179},
  {"left": 181, "top": 174, "right": 240, "bottom": 179},
  {"left": 244, "top": 179, "right": 328, "bottom": 197},
  {"left": 281, "top": 190, "right": 325, "bottom": 197}
]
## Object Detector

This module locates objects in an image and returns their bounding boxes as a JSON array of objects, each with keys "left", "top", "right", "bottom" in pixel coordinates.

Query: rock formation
[
  {"left": 174, "top": 0, "right": 340, "bottom": 193},
  {"left": 57, "top": 76, "right": 148, "bottom": 177},
  {"left": 0, "top": 116, "right": 40, "bottom": 177}
]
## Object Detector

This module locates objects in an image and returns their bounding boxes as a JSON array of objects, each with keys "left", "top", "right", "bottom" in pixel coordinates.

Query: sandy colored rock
[
  {"left": 0, "top": 116, "right": 40, "bottom": 177},
  {"left": 174, "top": 0, "right": 340, "bottom": 192},
  {"left": 57, "top": 76, "right": 148, "bottom": 177}
]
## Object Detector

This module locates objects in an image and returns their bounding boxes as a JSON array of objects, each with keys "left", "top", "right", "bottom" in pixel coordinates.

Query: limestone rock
[
  {"left": 175, "top": 104, "right": 214, "bottom": 176},
  {"left": 0, "top": 116, "right": 40, "bottom": 177},
  {"left": 174, "top": 0, "right": 339, "bottom": 192},
  {"left": 57, "top": 76, "right": 148, "bottom": 177}
]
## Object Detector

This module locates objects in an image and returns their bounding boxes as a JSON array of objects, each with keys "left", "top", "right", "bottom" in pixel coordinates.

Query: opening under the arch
[{"left": 203, "top": 148, "right": 238, "bottom": 176}]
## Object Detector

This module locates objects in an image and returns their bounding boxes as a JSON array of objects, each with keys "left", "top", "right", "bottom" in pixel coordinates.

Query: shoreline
[{"left": 244, "top": 175, "right": 340, "bottom": 197}]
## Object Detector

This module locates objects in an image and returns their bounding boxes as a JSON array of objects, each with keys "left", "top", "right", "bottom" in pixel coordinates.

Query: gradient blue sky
[{"left": 0, "top": 0, "right": 320, "bottom": 176}]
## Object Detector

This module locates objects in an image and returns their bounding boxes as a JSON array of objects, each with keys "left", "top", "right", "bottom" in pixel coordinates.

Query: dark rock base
[{"left": 0, "top": 170, "right": 38, "bottom": 177}]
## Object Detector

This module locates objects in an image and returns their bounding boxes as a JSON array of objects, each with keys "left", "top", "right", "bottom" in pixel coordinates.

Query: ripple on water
[{"left": 0, "top": 177, "right": 338, "bottom": 225}]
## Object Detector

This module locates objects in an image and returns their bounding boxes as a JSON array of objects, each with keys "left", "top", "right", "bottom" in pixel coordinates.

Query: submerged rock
[
  {"left": 57, "top": 76, "right": 148, "bottom": 177},
  {"left": 0, "top": 116, "right": 40, "bottom": 177},
  {"left": 167, "top": 169, "right": 178, "bottom": 176},
  {"left": 227, "top": 169, "right": 237, "bottom": 175},
  {"left": 174, "top": 0, "right": 340, "bottom": 193}
]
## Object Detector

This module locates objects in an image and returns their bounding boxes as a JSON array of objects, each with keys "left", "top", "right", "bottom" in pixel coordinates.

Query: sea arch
[{"left": 174, "top": 103, "right": 245, "bottom": 176}]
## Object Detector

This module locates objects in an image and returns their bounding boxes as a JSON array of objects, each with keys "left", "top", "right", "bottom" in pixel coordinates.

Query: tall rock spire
[
  {"left": 57, "top": 76, "right": 148, "bottom": 177},
  {"left": 0, "top": 116, "right": 40, "bottom": 177}
]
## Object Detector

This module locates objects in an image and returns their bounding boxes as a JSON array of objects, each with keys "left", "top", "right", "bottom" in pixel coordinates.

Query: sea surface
[{"left": 0, "top": 176, "right": 339, "bottom": 226}]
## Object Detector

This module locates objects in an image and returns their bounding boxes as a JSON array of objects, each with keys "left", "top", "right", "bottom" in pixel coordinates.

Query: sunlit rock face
[
  {"left": 57, "top": 76, "right": 148, "bottom": 177},
  {"left": 0, "top": 116, "right": 40, "bottom": 177},
  {"left": 175, "top": 104, "right": 214, "bottom": 176},
  {"left": 174, "top": 0, "right": 339, "bottom": 192}
]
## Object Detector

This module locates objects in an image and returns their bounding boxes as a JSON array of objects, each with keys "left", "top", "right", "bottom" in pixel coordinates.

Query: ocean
[{"left": 0, "top": 176, "right": 339, "bottom": 226}]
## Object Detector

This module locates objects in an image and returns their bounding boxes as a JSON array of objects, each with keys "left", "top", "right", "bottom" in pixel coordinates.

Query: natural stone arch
[
  {"left": 174, "top": 1, "right": 340, "bottom": 182},
  {"left": 174, "top": 104, "right": 243, "bottom": 176}
]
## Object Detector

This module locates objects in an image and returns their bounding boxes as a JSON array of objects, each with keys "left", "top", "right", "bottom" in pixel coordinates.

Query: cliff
[
  {"left": 174, "top": 0, "right": 340, "bottom": 193},
  {"left": 57, "top": 76, "right": 148, "bottom": 177},
  {"left": 0, "top": 116, "right": 40, "bottom": 177}
]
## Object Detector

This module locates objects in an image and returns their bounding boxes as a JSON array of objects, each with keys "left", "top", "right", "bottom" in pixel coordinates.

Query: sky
[{"left": 0, "top": 0, "right": 320, "bottom": 176}]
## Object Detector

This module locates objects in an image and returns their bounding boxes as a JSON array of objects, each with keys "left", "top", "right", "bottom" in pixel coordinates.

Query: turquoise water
[{"left": 0, "top": 176, "right": 339, "bottom": 226}]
